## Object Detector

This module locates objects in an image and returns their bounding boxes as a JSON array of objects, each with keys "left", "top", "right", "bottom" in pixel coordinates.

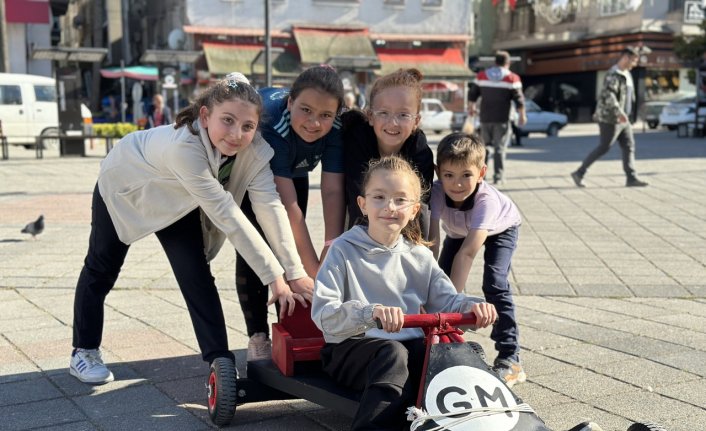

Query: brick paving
[{"left": 1, "top": 125, "right": 705, "bottom": 430}]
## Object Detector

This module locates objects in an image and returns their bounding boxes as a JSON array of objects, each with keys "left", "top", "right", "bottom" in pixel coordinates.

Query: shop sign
[{"left": 684, "top": 0, "right": 705, "bottom": 24}]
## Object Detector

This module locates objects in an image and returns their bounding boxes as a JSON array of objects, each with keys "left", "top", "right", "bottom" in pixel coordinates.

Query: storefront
[{"left": 520, "top": 32, "right": 691, "bottom": 123}]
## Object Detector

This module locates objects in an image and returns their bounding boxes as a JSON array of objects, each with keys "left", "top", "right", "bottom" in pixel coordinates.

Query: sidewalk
[{"left": 1, "top": 126, "right": 705, "bottom": 430}]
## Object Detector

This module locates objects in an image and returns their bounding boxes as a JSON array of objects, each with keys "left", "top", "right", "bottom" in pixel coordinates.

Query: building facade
[
  {"left": 0, "top": 0, "right": 53, "bottom": 75},
  {"left": 490, "top": 0, "right": 705, "bottom": 122},
  {"left": 184, "top": 0, "right": 475, "bottom": 111}
]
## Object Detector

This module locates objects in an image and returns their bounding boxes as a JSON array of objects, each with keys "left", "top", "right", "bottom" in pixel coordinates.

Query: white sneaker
[
  {"left": 247, "top": 333, "right": 272, "bottom": 361},
  {"left": 69, "top": 348, "right": 114, "bottom": 384}
]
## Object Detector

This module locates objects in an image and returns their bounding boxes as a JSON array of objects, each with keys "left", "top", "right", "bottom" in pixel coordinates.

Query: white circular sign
[
  {"left": 164, "top": 75, "right": 175, "bottom": 85},
  {"left": 424, "top": 365, "right": 520, "bottom": 431}
]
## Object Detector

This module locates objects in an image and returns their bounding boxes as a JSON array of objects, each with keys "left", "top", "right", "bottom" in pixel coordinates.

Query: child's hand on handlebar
[
  {"left": 469, "top": 302, "right": 497, "bottom": 329},
  {"left": 373, "top": 305, "right": 404, "bottom": 333}
]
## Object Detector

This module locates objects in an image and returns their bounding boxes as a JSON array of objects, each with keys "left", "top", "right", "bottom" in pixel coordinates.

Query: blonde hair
[
  {"left": 360, "top": 155, "right": 431, "bottom": 246},
  {"left": 436, "top": 132, "right": 486, "bottom": 170},
  {"left": 174, "top": 73, "right": 262, "bottom": 135},
  {"left": 367, "top": 68, "right": 424, "bottom": 113}
]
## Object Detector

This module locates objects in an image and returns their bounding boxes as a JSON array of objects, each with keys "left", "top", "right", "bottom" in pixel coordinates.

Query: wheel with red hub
[{"left": 207, "top": 357, "right": 237, "bottom": 426}]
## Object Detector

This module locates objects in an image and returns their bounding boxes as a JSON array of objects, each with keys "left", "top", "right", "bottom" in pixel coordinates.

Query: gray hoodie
[{"left": 312, "top": 226, "right": 484, "bottom": 343}]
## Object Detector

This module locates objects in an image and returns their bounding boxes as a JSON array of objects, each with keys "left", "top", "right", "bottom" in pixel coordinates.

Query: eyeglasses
[
  {"left": 370, "top": 110, "right": 418, "bottom": 124},
  {"left": 365, "top": 194, "right": 418, "bottom": 210}
]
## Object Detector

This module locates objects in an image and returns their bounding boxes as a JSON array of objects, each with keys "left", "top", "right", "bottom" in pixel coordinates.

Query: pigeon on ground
[{"left": 21, "top": 214, "right": 44, "bottom": 239}]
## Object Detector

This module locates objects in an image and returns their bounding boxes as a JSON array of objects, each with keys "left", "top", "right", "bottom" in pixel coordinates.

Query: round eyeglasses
[{"left": 370, "top": 110, "right": 418, "bottom": 124}]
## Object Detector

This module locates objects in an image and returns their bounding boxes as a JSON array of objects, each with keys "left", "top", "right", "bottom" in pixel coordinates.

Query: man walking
[
  {"left": 571, "top": 47, "right": 648, "bottom": 188},
  {"left": 468, "top": 51, "right": 526, "bottom": 184}
]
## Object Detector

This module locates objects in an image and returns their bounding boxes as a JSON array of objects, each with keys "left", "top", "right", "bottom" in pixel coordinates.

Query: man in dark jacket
[
  {"left": 468, "top": 51, "right": 526, "bottom": 185},
  {"left": 571, "top": 47, "right": 648, "bottom": 188}
]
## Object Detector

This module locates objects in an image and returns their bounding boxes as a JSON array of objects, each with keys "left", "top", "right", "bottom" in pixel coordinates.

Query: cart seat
[{"left": 271, "top": 301, "right": 325, "bottom": 376}]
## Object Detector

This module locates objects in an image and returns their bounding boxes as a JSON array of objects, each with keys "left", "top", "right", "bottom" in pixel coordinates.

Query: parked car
[
  {"left": 0, "top": 72, "right": 92, "bottom": 149},
  {"left": 640, "top": 101, "right": 669, "bottom": 129},
  {"left": 519, "top": 100, "right": 568, "bottom": 136},
  {"left": 658, "top": 96, "right": 706, "bottom": 130},
  {"left": 420, "top": 98, "right": 453, "bottom": 134}
]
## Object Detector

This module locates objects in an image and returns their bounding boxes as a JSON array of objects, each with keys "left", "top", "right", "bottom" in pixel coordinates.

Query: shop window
[
  {"left": 510, "top": 1, "right": 536, "bottom": 33},
  {"left": 422, "top": 0, "right": 442, "bottom": 7},
  {"left": 645, "top": 70, "right": 683, "bottom": 99},
  {"left": 34, "top": 85, "right": 57, "bottom": 102},
  {"left": 668, "top": 0, "right": 685, "bottom": 12},
  {"left": 600, "top": 0, "right": 629, "bottom": 16},
  {"left": 0, "top": 85, "right": 22, "bottom": 105}
]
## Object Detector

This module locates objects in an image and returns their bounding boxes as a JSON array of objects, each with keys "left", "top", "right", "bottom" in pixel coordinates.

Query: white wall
[
  {"left": 26, "top": 23, "right": 51, "bottom": 76},
  {"left": 7, "top": 23, "right": 52, "bottom": 77},
  {"left": 187, "top": 0, "right": 472, "bottom": 36},
  {"left": 7, "top": 24, "right": 27, "bottom": 73}
]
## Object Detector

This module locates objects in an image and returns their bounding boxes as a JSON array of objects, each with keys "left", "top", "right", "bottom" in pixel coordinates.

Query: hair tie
[
  {"left": 317, "top": 64, "right": 337, "bottom": 72},
  {"left": 224, "top": 71, "right": 250, "bottom": 89}
]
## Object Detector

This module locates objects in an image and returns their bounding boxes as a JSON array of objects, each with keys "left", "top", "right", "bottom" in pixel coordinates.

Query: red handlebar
[{"left": 401, "top": 312, "right": 476, "bottom": 328}]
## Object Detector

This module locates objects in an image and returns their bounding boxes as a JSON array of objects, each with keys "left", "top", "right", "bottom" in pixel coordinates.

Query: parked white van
[{"left": 0, "top": 73, "right": 62, "bottom": 149}]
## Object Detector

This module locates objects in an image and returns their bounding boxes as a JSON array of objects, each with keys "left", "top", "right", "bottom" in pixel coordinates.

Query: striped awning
[
  {"left": 100, "top": 65, "right": 159, "bottom": 81},
  {"left": 376, "top": 48, "right": 474, "bottom": 80}
]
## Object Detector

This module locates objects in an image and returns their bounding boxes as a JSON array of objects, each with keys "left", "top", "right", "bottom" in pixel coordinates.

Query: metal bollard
[
  {"left": 1, "top": 136, "right": 8, "bottom": 160},
  {"left": 36, "top": 136, "right": 44, "bottom": 159}
]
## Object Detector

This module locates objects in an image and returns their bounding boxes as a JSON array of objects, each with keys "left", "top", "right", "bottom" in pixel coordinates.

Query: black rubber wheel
[
  {"left": 547, "top": 122, "right": 560, "bottom": 137},
  {"left": 467, "top": 341, "right": 488, "bottom": 364},
  {"left": 207, "top": 357, "right": 237, "bottom": 427},
  {"left": 647, "top": 121, "right": 658, "bottom": 129},
  {"left": 627, "top": 422, "right": 667, "bottom": 431},
  {"left": 40, "top": 127, "right": 60, "bottom": 150}
]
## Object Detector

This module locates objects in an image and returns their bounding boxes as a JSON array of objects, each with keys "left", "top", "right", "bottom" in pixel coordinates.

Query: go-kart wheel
[
  {"left": 466, "top": 341, "right": 488, "bottom": 363},
  {"left": 207, "top": 357, "right": 237, "bottom": 426},
  {"left": 627, "top": 422, "right": 667, "bottom": 431}
]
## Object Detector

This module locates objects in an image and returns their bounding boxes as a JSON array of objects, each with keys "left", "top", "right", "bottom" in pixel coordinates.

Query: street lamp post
[{"left": 265, "top": 0, "right": 272, "bottom": 87}]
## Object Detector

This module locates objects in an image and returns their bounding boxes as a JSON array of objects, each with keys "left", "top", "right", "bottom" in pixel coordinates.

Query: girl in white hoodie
[
  {"left": 70, "top": 73, "right": 306, "bottom": 385},
  {"left": 312, "top": 156, "right": 497, "bottom": 430}
]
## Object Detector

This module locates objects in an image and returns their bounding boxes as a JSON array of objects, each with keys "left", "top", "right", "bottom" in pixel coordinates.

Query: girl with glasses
[{"left": 342, "top": 68, "right": 435, "bottom": 235}]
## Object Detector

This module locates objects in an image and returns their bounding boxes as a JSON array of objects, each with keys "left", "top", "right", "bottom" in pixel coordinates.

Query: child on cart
[{"left": 311, "top": 155, "right": 497, "bottom": 430}]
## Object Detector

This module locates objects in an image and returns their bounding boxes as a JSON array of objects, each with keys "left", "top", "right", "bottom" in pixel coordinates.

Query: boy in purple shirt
[{"left": 429, "top": 132, "right": 525, "bottom": 387}]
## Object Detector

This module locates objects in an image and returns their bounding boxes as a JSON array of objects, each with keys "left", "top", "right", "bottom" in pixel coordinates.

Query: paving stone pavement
[{"left": 0, "top": 124, "right": 705, "bottom": 431}]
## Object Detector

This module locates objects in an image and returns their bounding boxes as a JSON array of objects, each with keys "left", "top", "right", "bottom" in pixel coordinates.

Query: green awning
[
  {"left": 203, "top": 42, "right": 300, "bottom": 78},
  {"left": 293, "top": 27, "right": 379, "bottom": 69}
]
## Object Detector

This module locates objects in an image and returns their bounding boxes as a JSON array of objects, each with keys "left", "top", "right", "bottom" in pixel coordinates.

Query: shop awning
[
  {"left": 100, "top": 65, "right": 159, "bottom": 81},
  {"left": 422, "top": 81, "right": 460, "bottom": 93},
  {"left": 5, "top": 0, "right": 49, "bottom": 24},
  {"left": 202, "top": 42, "right": 300, "bottom": 78},
  {"left": 376, "top": 48, "right": 474, "bottom": 80},
  {"left": 292, "top": 27, "right": 379, "bottom": 69}
]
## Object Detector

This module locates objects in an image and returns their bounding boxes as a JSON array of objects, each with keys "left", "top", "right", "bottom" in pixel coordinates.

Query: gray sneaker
[
  {"left": 493, "top": 358, "right": 527, "bottom": 388},
  {"left": 626, "top": 178, "right": 649, "bottom": 187},
  {"left": 571, "top": 171, "right": 586, "bottom": 188},
  {"left": 247, "top": 332, "right": 272, "bottom": 361},
  {"left": 70, "top": 348, "right": 114, "bottom": 384}
]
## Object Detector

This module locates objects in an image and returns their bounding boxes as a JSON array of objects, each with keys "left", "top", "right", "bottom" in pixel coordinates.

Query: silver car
[{"left": 519, "top": 100, "right": 568, "bottom": 137}]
